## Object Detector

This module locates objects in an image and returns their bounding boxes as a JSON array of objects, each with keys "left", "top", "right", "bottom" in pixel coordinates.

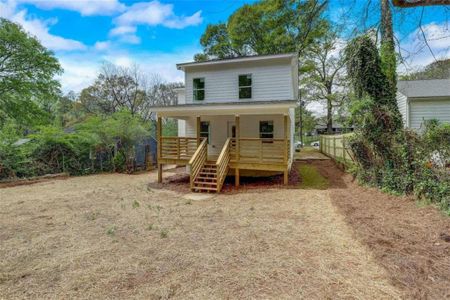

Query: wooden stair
[{"left": 192, "top": 162, "right": 219, "bottom": 193}]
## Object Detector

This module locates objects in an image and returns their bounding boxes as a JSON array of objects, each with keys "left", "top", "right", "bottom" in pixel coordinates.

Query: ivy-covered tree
[{"left": 0, "top": 18, "right": 62, "bottom": 126}]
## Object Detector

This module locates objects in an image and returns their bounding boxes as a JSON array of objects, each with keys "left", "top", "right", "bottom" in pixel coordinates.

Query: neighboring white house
[
  {"left": 397, "top": 79, "right": 450, "bottom": 130},
  {"left": 151, "top": 53, "right": 298, "bottom": 192}
]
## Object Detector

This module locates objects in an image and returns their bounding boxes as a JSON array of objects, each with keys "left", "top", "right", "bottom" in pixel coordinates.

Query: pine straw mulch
[{"left": 311, "top": 159, "right": 450, "bottom": 299}]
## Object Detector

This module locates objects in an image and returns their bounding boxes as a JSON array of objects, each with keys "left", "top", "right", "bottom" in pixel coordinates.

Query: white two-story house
[{"left": 151, "top": 53, "right": 298, "bottom": 192}]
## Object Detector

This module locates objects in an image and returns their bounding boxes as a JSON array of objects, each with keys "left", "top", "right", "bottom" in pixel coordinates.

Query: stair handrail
[
  {"left": 215, "top": 138, "right": 231, "bottom": 192},
  {"left": 189, "top": 138, "right": 207, "bottom": 189}
]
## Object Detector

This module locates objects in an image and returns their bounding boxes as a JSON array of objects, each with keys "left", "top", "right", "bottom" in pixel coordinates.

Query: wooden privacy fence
[{"left": 319, "top": 133, "right": 355, "bottom": 164}]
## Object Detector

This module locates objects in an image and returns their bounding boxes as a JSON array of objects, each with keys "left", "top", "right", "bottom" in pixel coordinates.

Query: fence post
[
  {"left": 342, "top": 135, "right": 346, "bottom": 163},
  {"left": 319, "top": 136, "right": 322, "bottom": 153},
  {"left": 333, "top": 136, "right": 336, "bottom": 158}
]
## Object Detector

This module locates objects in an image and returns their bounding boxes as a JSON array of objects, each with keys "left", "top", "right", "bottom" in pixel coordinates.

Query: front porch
[{"left": 154, "top": 101, "right": 295, "bottom": 193}]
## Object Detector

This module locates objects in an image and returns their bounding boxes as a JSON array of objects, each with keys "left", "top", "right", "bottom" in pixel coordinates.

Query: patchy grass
[
  {"left": 298, "top": 164, "right": 329, "bottom": 189},
  {"left": 0, "top": 169, "right": 416, "bottom": 299}
]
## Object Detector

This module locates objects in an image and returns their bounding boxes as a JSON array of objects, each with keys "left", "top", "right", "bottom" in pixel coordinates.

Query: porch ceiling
[{"left": 152, "top": 100, "right": 297, "bottom": 117}]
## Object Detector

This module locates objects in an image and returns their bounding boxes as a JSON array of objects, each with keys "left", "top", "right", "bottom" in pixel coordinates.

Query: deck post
[
  {"left": 196, "top": 116, "right": 201, "bottom": 146},
  {"left": 157, "top": 116, "right": 162, "bottom": 183},
  {"left": 283, "top": 115, "right": 289, "bottom": 185},
  {"left": 235, "top": 115, "right": 240, "bottom": 162},
  {"left": 235, "top": 115, "right": 240, "bottom": 188},
  {"left": 283, "top": 115, "right": 288, "bottom": 164}
]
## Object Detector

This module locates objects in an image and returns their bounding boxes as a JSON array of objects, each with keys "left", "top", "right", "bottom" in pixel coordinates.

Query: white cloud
[
  {"left": 118, "top": 34, "right": 141, "bottom": 44},
  {"left": 113, "top": 1, "right": 202, "bottom": 32},
  {"left": 58, "top": 57, "right": 99, "bottom": 92},
  {"left": 17, "top": 0, "right": 125, "bottom": 16},
  {"left": 94, "top": 41, "right": 111, "bottom": 51},
  {"left": 1, "top": 0, "right": 86, "bottom": 51},
  {"left": 109, "top": 25, "right": 136, "bottom": 37},
  {"left": 58, "top": 48, "right": 199, "bottom": 93},
  {"left": 399, "top": 22, "right": 450, "bottom": 72}
]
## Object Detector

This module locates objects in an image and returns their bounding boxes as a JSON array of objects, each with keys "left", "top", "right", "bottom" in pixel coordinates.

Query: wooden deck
[{"left": 156, "top": 116, "right": 290, "bottom": 192}]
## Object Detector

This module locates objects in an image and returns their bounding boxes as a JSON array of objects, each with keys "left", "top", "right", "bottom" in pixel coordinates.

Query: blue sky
[{"left": 0, "top": 0, "right": 448, "bottom": 93}]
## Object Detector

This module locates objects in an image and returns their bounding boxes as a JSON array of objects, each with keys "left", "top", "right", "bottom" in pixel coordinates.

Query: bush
[
  {"left": 113, "top": 150, "right": 126, "bottom": 173},
  {"left": 0, "top": 110, "right": 149, "bottom": 180}
]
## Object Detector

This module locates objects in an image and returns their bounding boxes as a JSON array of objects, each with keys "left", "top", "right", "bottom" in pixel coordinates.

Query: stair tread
[
  {"left": 197, "top": 176, "right": 218, "bottom": 180},
  {"left": 192, "top": 187, "right": 218, "bottom": 191},
  {"left": 194, "top": 181, "right": 217, "bottom": 186}
]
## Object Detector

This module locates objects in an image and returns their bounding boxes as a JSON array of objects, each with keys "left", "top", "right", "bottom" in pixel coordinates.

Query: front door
[{"left": 227, "top": 121, "right": 236, "bottom": 138}]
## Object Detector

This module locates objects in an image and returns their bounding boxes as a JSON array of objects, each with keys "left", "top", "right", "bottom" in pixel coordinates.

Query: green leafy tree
[
  {"left": 0, "top": 18, "right": 62, "bottom": 126},
  {"left": 301, "top": 26, "right": 347, "bottom": 134},
  {"left": 195, "top": 0, "right": 328, "bottom": 60}
]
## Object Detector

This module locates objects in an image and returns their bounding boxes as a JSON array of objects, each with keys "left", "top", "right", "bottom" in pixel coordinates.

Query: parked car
[
  {"left": 311, "top": 141, "right": 320, "bottom": 147},
  {"left": 295, "top": 141, "right": 303, "bottom": 152}
]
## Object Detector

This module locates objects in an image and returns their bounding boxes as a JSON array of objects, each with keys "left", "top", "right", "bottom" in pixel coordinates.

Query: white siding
[
  {"left": 176, "top": 89, "right": 186, "bottom": 104},
  {"left": 185, "top": 63, "right": 294, "bottom": 103},
  {"left": 410, "top": 97, "right": 450, "bottom": 130},
  {"left": 177, "top": 119, "right": 186, "bottom": 136},
  {"left": 182, "top": 115, "right": 291, "bottom": 156},
  {"left": 396, "top": 91, "right": 408, "bottom": 126}
]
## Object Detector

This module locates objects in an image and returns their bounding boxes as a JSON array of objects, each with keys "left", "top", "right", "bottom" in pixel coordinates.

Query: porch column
[
  {"left": 157, "top": 116, "right": 163, "bottom": 183},
  {"left": 196, "top": 116, "right": 201, "bottom": 146},
  {"left": 283, "top": 114, "right": 288, "bottom": 185},
  {"left": 235, "top": 115, "right": 240, "bottom": 187}
]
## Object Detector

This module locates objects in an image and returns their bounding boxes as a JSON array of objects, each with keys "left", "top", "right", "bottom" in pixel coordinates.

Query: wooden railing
[
  {"left": 215, "top": 138, "right": 231, "bottom": 192},
  {"left": 230, "top": 138, "right": 289, "bottom": 164},
  {"left": 160, "top": 137, "right": 198, "bottom": 160},
  {"left": 188, "top": 138, "right": 207, "bottom": 189}
]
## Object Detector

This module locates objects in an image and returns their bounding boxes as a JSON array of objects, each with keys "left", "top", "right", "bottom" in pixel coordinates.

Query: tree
[
  {"left": 380, "top": 0, "right": 397, "bottom": 89},
  {"left": 195, "top": 0, "right": 328, "bottom": 60},
  {"left": 401, "top": 58, "right": 450, "bottom": 80},
  {"left": 0, "top": 18, "right": 62, "bottom": 126},
  {"left": 301, "top": 27, "right": 347, "bottom": 134}
]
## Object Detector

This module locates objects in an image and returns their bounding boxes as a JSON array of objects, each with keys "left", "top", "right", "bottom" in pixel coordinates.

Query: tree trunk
[
  {"left": 326, "top": 97, "right": 333, "bottom": 134},
  {"left": 381, "top": 0, "right": 397, "bottom": 88}
]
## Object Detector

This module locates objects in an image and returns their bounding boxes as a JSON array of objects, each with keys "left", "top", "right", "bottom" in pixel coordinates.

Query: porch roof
[{"left": 152, "top": 100, "right": 297, "bottom": 117}]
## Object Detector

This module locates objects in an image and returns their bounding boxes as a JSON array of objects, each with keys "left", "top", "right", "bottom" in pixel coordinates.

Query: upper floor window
[
  {"left": 193, "top": 78, "right": 205, "bottom": 101},
  {"left": 259, "top": 121, "right": 274, "bottom": 139},
  {"left": 239, "top": 74, "right": 252, "bottom": 99}
]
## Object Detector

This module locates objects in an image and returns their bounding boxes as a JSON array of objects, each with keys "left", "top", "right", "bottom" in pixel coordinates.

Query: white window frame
[
  {"left": 238, "top": 74, "right": 252, "bottom": 100},
  {"left": 193, "top": 78, "right": 205, "bottom": 101}
]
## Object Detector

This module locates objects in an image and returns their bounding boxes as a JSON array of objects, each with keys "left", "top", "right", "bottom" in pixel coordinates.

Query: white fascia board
[{"left": 152, "top": 102, "right": 296, "bottom": 118}]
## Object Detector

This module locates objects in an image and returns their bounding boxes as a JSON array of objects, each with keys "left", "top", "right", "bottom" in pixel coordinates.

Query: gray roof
[
  {"left": 176, "top": 53, "right": 297, "bottom": 70},
  {"left": 398, "top": 79, "right": 450, "bottom": 98}
]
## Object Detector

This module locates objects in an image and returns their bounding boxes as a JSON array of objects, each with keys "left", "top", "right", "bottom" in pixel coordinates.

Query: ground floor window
[
  {"left": 200, "top": 121, "right": 210, "bottom": 143},
  {"left": 259, "top": 121, "right": 274, "bottom": 139}
]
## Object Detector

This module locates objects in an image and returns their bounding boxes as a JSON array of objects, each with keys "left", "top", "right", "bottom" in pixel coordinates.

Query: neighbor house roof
[
  {"left": 176, "top": 53, "right": 298, "bottom": 71},
  {"left": 398, "top": 79, "right": 450, "bottom": 98}
]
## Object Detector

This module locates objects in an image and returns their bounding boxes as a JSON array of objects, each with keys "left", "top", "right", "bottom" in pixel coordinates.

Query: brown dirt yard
[{"left": 1, "top": 161, "right": 449, "bottom": 299}]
